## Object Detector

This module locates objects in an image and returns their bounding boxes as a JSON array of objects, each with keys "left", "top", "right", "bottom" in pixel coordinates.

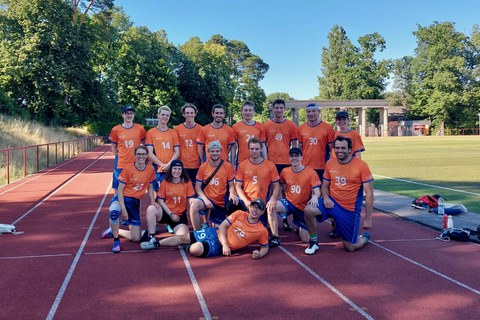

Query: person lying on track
[{"left": 141, "top": 198, "right": 269, "bottom": 260}]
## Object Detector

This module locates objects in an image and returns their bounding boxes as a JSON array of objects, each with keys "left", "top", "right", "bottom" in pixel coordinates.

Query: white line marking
[
  {"left": 179, "top": 246, "right": 212, "bottom": 320},
  {"left": 11, "top": 150, "right": 109, "bottom": 225},
  {"left": 374, "top": 174, "right": 480, "bottom": 197},
  {"left": 373, "top": 238, "right": 437, "bottom": 243},
  {"left": 370, "top": 241, "right": 480, "bottom": 295},
  {"left": 279, "top": 246, "right": 374, "bottom": 320},
  {"left": 45, "top": 183, "right": 111, "bottom": 320},
  {"left": 0, "top": 146, "right": 106, "bottom": 196},
  {"left": 0, "top": 253, "right": 72, "bottom": 260}
]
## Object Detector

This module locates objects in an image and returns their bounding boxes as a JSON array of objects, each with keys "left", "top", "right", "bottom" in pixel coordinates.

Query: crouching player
[
  {"left": 141, "top": 199, "right": 269, "bottom": 260},
  {"left": 303, "top": 136, "right": 374, "bottom": 255},
  {"left": 102, "top": 146, "right": 158, "bottom": 253}
]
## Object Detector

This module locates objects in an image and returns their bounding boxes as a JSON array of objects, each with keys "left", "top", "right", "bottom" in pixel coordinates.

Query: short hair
[
  {"left": 272, "top": 99, "right": 285, "bottom": 107},
  {"left": 157, "top": 105, "right": 171, "bottom": 114},
  {"left": 334, "top": 135, "right": 352, "bottom": 150},
  {"left": 134, "top": 146, "right": 149, "bottom": 164},
  {"left": 242, "top": 100, "right": 255, "bottom": 110},
  {"left": 248, "top": 136, "right": 262, "bottom": 148},
  {"left": 211, "top": 104, "right": 225, "bottom": 114},
  {"left": 181, "top": 103, "right": 197, "bottom": 114}
]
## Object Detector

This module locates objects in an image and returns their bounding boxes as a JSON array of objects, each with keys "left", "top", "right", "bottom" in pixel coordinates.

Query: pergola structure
[{"left": 285, "top": 99, "right": 406, "bottom": 137}]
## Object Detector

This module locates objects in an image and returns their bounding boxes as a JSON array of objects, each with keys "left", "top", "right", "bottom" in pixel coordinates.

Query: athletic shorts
[
  {"left": 190, "top": 227, "right": 222, "bottom": 257},
  {"left": 152, "top": 172, "right": 167, "bottom": 191},
  {"left": 277, "top": 198, "right": 303, "bottom": 219},
  {"left": 158, "top": 212, "right": 188, "bottom": 230},
  {"left": 110, "top": 194, "right": 141, "bottom": 226},
  {"left": 112, "top": 155, "right": 122, "bottom": 189},
  {"left": 316, "top": 197, "right": 361, "bottom": 244},
  {"left": 197, "top": 196, "right": 228, "bottom": 225}
]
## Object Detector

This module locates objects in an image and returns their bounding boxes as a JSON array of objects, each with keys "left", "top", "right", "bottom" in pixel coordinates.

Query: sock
[
  {"left": 309, "top": 234, "right": 318, "bottom": 243},
  {"left": 113, "top": 237, "right": 120, "bottom": 242}
]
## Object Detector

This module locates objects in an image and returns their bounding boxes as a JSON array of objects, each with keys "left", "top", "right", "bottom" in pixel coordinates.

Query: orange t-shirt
[
  {"left": 175, "top": 123, "right": 203, "bottom": 169},
  {"left": 158, "top": 180, "right": 195, "bottom": 215},
  {"left": 264, "top": 119, "right": 299, "bottom": 165},
  {"left": 332, "top": 130, "right": 365, "bottom": 158},
  {"left": 118, "top": 163, "right": 156, "bottom": 199},
  {"left": 298, "top": 121, "right": 335, "bottom": 170},
  {"left": 235, "top": 159, "right": 279, "bottom": 202},
  {"left": 224, "top": 210, "right": 269, "bottom": 250},
  {"left": 145, "top": 127, "right": 180, "bottom": 172},
  {"left": 109, "top": 124, "right": 146, "bottom": 169},
  {"left": 196, "top": 124, "right": 235, "bottom": 161},
  {"left": 280, "top": 166, "right": 321, "bottom": 210},
  {"left": 323, "top": 157, "right": 373, "bottom": 211},
  {"left": 196, "top": 161, "right": 235, "bottom": 207},
  {"left": 232, "top": 121, "right": 266, "bottom": 163}
]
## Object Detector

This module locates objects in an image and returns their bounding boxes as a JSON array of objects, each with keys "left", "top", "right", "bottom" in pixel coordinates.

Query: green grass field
[{"left": 362, "top": 136, "right": 480, "bottom": 214}]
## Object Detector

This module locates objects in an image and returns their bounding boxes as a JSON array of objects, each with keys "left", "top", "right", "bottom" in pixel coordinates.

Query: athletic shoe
[
  {"left": 282, "top": 218, "right": 293, "bottom": 231},
  {"left": 140, "top": 237, "right": 160, "bottom": 250},
  {"left": 305, "top": 241, "right": 319, "bottom": 255},
  {"left": 112, "top": 240, "right": 121, "bottom": 253},
  {"left": 268, "top": 236, "right": 281, "bottom": 248},
  {"left": 101, "top": 227, "right": 113, "bottom": 239},
  {"left": 361, "top": 232, "right": 371, "bottom": 242},
  {"left": 166, "top": 225, "right": 174, "bottom": 234}
]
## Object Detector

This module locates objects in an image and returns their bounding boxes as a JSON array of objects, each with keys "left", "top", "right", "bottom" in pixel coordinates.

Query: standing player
[
  {"left": 108, "top": 105, "right": 146, "bottom": 192},
  {"left": 175, "top": 103, "right": 203, "bottom": 183},
  {"left": 333, "top": 110, "right": 365, "bottom": 159},
  {"left": 264, "top": 98, "right": 299, "bottom": 230},
  {"left": 235, "top": 137, "right": 281, "bottom": 224},
  {"left": 298, "top": 103, "right": 335, "bottom": 180},
  {"left": 190, "top": 141, "right": 238, "bottom": 230},
  {"left": 267, "top": 147, "right": 321, "bottom": 248},
  {"left": 145, "top": 106, "right": 180, "bottom": 190},
  {"left": 197, "top": 104, "right": 235, "bottom": 164},
  {"left": 232, "top": 101, "right": 267, "bottom": 165},
  {"left": 103, "top": 146, "right": 157, "bottom": 253},
  {"left": 303, "top": 136, "right": 374, "bottom": 254}
]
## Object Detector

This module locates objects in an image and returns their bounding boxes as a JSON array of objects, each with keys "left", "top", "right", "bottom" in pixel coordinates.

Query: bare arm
[
  {"left": 235, "top": 180, "right": 250, "bottom": 207},
  {"left": 218, "top": 219, "right": 231, "bottom": 256},
  {"left": 321, "top": 180, "right": 334, "bottom": 208},
  {"left": 117, "top": 183, "right": 128, "bottom": 221},
  {"left": 147, "top": 145, "right": 163, "bottom": 167},
  {"left": 227, "top": 180, "right": 239, "bottom": 205},
  {"left": 111, "top": 143, "right": 118, "bottom": 156},
  {"left": 252, "top": 246, "right": 269, "bottom": 259},
  {"left": 197, "top": 144, "right": 205, "bottom": 164},
  {"left": 162, "top": 146, "right": 180, "bottom": 172},
  {"left": 362, "top": 181, "right": 374, "bottom": 229}
]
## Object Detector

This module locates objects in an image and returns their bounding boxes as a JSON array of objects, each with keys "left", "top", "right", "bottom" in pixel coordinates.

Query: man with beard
[
  {"left": 197, "top": 104, "right": 235, "bottom": 165},
  {"left": 235, "top": 137, "right": 281, "bottom": 225},
  {"left": 190, "top": 141, "right": 238, "bottom": 230},
  {"left": 303, "top": 136, "right": 374, "bottom": 254}
]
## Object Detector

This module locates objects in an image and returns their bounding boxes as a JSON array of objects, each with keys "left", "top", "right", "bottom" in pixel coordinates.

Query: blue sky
[{"left": 115, "top": 0, "right": 479, "bottom": 100}]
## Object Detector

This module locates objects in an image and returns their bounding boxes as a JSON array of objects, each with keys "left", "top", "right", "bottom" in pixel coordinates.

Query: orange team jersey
[
  {"left": 158, "top": 180, "right": 195, "bottom": 215},
  {"left": 196, "top": 161, "right": 235, "bottom": 207},
  {"left": 232, "top": 121, "right": 266, "bottom": 163},
  {"left": 235, "top": 159, "right": 279, "bottom": 202},
  {"left": 145, "top": 127, "right": 180, "bottom": 172},
  {"left": 264, "top": 119, "right": 299, "bottom": 165},
  {"left": 118, "top": 163, "right": 156, "bottom": 199},
  {"left": 224, "top": 210, "right": 269, "bottom": 250},
  {"left": 196, "top": 124, "right": 235, "bottom": 162},
  {"left": 323, "top": 157, "right": 373, "bottom": 212},
  {"left": 280, "top": 166, "right": 321, "bottom": 210},
  {"left": 298, "top": 121, "right": 335, "bottom": 170},
  {"left": 332, "top": 130, "right": 365, "bottom": 158},
  {"left": 175, "top": 123, "right": 203, "bottom": 169},
  {"left": 109, "top": 124, "right": 146, "bottom": 169}
]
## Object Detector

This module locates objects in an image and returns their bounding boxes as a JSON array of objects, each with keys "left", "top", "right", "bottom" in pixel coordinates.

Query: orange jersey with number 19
[{"left": 109, "top": 124, "right": 146, "bottom": 169}]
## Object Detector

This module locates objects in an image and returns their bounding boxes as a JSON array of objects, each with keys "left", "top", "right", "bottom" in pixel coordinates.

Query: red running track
[{"left": 1, "top": 145, "right": 479, "bottom": 320}]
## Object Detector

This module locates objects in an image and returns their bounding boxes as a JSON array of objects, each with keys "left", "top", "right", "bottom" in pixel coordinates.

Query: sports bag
[
  {"left": 437, "top": 228, "right": 470, "bottom": 242},
  {"left": 411, "top": 195, "right": 439, "bottom": 210}
]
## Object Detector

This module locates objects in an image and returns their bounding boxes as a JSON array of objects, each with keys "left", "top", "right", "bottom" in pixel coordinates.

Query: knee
[
  {"left": 343, "top": 242, "right": 356, "bottom": 252},
  {"left": 109, "top": 201, "right": 121, "bottom": 223},
  {"left": 146, "top": 205, "right": 161, "bottom": 218},
  {"left": 189, "top": 242, "right": 204, "bottom": 257}
]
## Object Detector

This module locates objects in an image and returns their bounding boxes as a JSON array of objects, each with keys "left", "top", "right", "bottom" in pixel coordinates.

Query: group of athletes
[{"left": 100, "top": 99, "right": 374, "bottom": 259}]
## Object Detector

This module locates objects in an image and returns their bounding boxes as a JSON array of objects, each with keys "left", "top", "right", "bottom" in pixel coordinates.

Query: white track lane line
[
  {"left": 279, "top": 246, "right": 374, "bottom": 320},
  {"left": 45, "top": 182, "right": 111, "bottom": 320},
  {"left": 0, "top": 253, "right": 72, "bottom": 260},
  {"left": 0, "top": 146, "right": 107, "bottom": 196},
  {"left": 11, "top": 150, "right": 109, "bottom": 225},
  {"left": 179, "top": 246, "right": 212, "bottom": 320},
  {"left": 370, "top": 241, "right": 480, "bottom": 295}
]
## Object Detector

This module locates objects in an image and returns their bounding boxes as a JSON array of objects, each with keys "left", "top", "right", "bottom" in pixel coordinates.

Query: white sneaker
[
  {"left": 140, "top": 237, "right": 159, "bottom": 250},
  {"left": 305, "top": 242, "right": 319, "bottom": 255}
]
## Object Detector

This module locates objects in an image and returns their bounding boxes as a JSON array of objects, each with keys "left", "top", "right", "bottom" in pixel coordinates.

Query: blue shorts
[
  {"left": 153, "top": 172, "right": 167, "bottom": 191},
  {"left": 198, "top": 197, "right": 228, "bottom": 225},
  {"left": 112, "top": 155, "right": 122, "bottom": 189},
  {"left": 316, "top": 197, "right": 361, "bottom": 244},
  {"left": 277, "top": 198, "right": 303, "bottom": 219},
  {"left": 191, "top": 227, "right": 222, "bottom": 257},
  {"left": 109, "top": 194, "right": 141, "bottom": 226}
]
